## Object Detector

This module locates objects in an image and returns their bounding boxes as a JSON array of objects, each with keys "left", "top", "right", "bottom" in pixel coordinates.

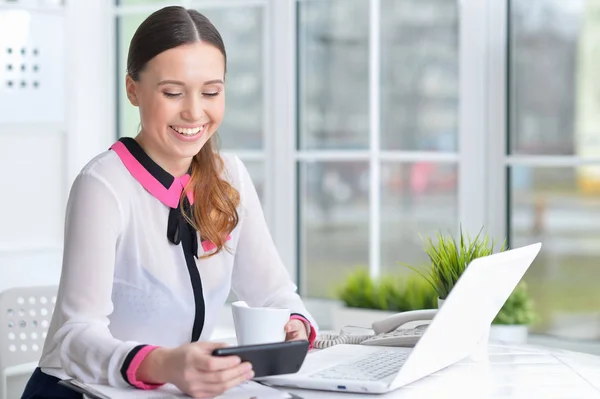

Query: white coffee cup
[{"left": 231, "top": 301, "right": 291, "bottom": 346}]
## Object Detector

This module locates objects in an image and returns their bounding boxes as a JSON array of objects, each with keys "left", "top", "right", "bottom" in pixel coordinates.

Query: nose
[{"left": 181, "top": 94, "right": 205, "bottom": 122}]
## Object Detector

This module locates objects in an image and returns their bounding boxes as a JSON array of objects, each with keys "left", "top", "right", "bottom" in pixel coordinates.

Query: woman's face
[{"left": 126, "top": 41, "right": 225, "bottom": 175}]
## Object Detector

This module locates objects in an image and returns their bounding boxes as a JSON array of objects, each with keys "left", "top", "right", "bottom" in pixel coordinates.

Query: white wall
[{"left": 0, "top": 0, "right": 112, "bottom": 289}]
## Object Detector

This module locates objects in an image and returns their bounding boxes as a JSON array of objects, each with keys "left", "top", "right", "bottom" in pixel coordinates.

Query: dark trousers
[{"left": 21, "top": 368, "right": 83, "bottom": 399}]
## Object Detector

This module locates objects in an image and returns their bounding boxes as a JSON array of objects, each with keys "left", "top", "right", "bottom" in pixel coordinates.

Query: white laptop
[{"left": 261, "top": 242, "right": 542, "bottom": 394}]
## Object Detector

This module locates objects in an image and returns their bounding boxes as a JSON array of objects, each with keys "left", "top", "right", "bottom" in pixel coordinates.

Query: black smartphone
[{"left": 212, "top": 340, "right": 309, "bottom": 378}]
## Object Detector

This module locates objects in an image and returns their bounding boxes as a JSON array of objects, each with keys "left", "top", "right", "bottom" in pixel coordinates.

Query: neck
[{"left": 134, "top": 134, "right": 192, "bottom": 177}]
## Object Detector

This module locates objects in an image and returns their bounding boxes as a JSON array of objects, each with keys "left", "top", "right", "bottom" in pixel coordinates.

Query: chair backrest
[{"left": 0, "top": 286, "right": 57, "bottom": 370}]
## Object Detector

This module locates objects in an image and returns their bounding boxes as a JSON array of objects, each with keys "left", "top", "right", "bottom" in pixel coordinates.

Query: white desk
[
  {"left": 282, "top": 343, "right": 600, "bottom": 398},
  {"left": 81, "top": 342, "right": 600, "bottom": 398}
]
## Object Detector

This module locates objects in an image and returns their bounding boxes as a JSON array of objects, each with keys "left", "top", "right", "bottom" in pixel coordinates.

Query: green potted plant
[
  {"left": 333, "top": 267, "right": 437, "bottom": 331},
  {"left": 490, "top": 281, "right": 536, "bottom": 343},
  {"left": 403, "top": 227, "right": 506, "bottom": 307}
]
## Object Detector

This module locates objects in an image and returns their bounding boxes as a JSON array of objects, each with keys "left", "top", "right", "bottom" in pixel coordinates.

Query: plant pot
[
  {"left": 437, "top": 298, "right": 445, "bottom": 308},
  {"left": 331, "top": 305, "right": 397, "bottom": 332},
  {"left": 489, "top": 325, "right": 528, "bottom": 344}
]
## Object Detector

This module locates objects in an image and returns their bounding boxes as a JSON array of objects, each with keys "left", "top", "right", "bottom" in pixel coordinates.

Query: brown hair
[{"left": 127, "top": 6, "right": 239, "bottom": 257}]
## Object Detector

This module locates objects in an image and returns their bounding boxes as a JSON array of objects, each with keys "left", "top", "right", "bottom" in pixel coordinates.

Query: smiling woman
[
  {"left": 21, "top": 6, "right": 317, "bottom": 399},
  {"left": 123, "top": 9, "right": 232, "bottom": 258}
]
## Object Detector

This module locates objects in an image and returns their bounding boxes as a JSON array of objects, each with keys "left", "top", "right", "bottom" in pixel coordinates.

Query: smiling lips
[{"left": 170, "top": 124, "right": 207, "bottom": 137}]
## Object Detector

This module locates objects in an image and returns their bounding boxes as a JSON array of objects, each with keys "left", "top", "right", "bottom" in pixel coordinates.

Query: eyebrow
[{"left": 157, "top": 79, "right": 224, "bottom": 86}]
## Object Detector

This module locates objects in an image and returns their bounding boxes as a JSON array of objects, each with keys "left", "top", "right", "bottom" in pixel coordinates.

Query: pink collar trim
[{"left": 110, "top": 140, "right": 194, "bottom": 208}]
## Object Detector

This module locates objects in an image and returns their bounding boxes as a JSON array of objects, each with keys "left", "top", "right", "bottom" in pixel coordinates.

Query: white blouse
[{"left": 38, "top": 138, "right": 318, "bottom": 388}]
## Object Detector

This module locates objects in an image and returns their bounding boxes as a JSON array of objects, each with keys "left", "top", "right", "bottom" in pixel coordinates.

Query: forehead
[{"left": 143, "top": 41, "right": 225, "bottom": 83}]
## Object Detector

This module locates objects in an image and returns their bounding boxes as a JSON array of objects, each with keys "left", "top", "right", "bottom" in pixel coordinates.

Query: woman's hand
[
  {"left": 137, "top": 342, "right": 254, "bottom": 398},
  {"left": 284, "top": 319, "right": 309, "bottom": 342}
]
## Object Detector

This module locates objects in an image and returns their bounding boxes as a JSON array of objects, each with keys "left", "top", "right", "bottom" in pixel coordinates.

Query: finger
[
  {"left": 196, "top": 341, "right": 229, "bottom": 352},
  {"left": 202, "top": 366, "right": 255, "bottom": 396},
  {"left": 200, "top": 361, "right": 253, "bottom": 384},
  {"left": 284, "top": 321, "right": 293, "bottom": 333},
  {"left": 286, "top": 321, "right": 308, "bottom": 338},
  {"left": 286, "top": 332, "right": 300, "bottom": 341},
  {"left": 195, "top": 352, "right": 242, "bottom": 372},
  {"left": 194, "top": 341, "right": 243, "bottom": 370},
  {"left": 297, "top": 328, "right": 308, "bottom": 339},
  {"left": 284, "top": 320, "right": 303, "bottom": 333}
]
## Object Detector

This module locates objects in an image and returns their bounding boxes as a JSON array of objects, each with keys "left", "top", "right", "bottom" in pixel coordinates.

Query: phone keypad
[{"left": 360, "top": 324, "right": 428, "bottom": 347}]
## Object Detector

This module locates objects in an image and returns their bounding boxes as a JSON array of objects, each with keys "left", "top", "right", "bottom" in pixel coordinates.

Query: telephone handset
[
  {"left": 361, "top": 309, "right": 438, "bottom": 347},
  {"left": 313, "top": 309, "right": 438, "bottom": 349}
]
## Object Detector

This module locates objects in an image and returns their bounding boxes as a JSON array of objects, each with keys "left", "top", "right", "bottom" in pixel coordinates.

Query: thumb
[
  {"left": 285, "top": 320, "right": 300, "bottom": 332},
  {"left": 196, "top": 341, "right": 229, "bottom": 353}
]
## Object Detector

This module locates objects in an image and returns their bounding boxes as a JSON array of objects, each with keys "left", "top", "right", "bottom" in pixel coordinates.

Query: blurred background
[{"left": 1, "top": 0, "right": 600, "bottom": 361}]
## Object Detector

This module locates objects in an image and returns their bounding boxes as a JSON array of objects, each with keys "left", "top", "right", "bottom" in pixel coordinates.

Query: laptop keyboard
[{"left": 310, "top": 350, "right": 409, "bottom": 381}]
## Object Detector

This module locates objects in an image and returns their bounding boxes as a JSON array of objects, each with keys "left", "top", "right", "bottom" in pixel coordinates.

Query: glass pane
[
  {"left": 201, "top": 8, "right": 264, "bottom": 150},
  {"left": 116, "top": 8, "right": 264, "bottom": 150},
  {"left": 117, "top": 13, "right": 148, "bottom": 138},
  {"left": 510, "top": 166, "right": 600, "bottom": 340},
  {"left": 299, "top": 161, "right": 369, "bottom": 297},
  {"left": 227, "top": 159, "right": 264, "bottom": 305},
  {"left": 509, "top": 1, "right": 600, "bottom": 155},
  {"left": 381, "top": 0, "right": 459, "bottom": 151},
  {"left": 297, "top": 0, "right": 369, "bottom": 150},
  {"left": 242, "top": 160, "right": 265, "bottom": 208},
  {"left": 380, "top": 162, "right": 458, "bottom": 274}
]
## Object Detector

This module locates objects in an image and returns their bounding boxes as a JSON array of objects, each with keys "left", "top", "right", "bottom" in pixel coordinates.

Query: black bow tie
[{"left": 167, "top": 198, "right": 199, "bottom": 259}]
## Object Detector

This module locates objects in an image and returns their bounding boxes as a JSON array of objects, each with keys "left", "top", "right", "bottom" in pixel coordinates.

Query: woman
[{"left": 22, "top": 6, "right": 317, "bottom": 399}]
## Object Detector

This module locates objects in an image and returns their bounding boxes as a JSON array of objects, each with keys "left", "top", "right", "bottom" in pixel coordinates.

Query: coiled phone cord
[{"left": 312, "top": 326, "right": 374, "bottom": 349}]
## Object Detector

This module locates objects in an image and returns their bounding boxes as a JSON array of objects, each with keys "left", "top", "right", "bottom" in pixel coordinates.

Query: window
[
  {"left": 296, "top": 0, "right": 460, "bottom": 297},
  {"left": 111, "top": 0, "right": 600, "bottom": 349},
  {"left": 508, "top": 0, "right": 600, "bottom": 341}
]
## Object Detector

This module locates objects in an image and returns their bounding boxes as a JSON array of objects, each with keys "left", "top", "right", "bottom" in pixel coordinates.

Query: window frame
[
  {"left": 108, "top": 0, "right": 600, "bottom": 352},
  {"left": 109, "top": 0, "right": 507, "bottom": 299},
  {"left": 289, "top": 0, "right": 487, "bottom": 295}
]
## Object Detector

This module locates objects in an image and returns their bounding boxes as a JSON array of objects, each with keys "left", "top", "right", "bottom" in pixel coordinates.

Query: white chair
[{"left": 0, "top": 286, "right": 57, "bottom": 399}]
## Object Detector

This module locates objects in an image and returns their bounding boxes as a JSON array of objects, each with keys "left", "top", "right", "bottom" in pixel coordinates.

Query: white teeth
[{"left": 171, "top": 125, "right": 204, "bottom": 136}]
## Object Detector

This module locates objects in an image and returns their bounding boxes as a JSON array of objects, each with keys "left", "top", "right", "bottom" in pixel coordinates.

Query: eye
[
  {"left": 163, "top": 92, "right": 182, "bottom": 98},
  {"left": 203, "top": 92, "right": 220, "bottom": 97}
]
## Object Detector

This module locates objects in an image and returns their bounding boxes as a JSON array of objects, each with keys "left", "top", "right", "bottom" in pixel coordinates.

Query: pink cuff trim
[
  {"left": 126, "top": 345, "right": 164, "bottom": 390},
  {"left": 290, "top": 315, "right": 317, "bottom": 349}
]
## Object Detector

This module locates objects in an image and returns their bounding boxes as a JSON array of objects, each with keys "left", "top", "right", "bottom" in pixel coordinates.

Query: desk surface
[
  {"left": 283, "top": 343, "right": 600, "bottom": 398},
  {"left": 82, "top": 342, "right": 600, "bottom": 398}
]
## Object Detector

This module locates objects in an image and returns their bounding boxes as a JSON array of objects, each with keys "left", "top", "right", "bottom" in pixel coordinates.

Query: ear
[{"left": 125, "top": 74, "right": 139, "bottom": 106}]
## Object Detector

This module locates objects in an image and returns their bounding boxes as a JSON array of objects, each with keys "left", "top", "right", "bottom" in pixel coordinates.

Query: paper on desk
[
  {"left": 214, "top": 382, "right": 292, "bottom": 399},
  {"left": 79, "top": 381, "right": 291, "bottom": 399}
]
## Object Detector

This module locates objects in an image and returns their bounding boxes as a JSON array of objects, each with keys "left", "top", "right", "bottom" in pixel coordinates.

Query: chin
[
  {"left": 176, "top": 142, "right": 206, "bottom": 158},
  {"left": 189, "top": 136, "right": 210, "bottom": 157}
]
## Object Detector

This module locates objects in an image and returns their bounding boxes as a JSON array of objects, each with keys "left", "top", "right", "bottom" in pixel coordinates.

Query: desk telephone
[{"left": 314, "top": 309, "right": 438, "bottom": 349}]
